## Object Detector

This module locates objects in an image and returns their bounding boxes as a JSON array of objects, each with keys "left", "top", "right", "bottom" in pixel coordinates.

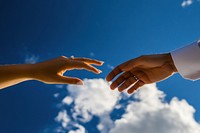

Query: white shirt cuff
[{"left": 170, "top": 40, "right": 200, "bottom": 80}]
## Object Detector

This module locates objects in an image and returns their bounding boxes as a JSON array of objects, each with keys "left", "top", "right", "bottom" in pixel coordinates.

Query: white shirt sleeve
[{"left": 170, "top": 39, "right": 200, "bottom": 80}]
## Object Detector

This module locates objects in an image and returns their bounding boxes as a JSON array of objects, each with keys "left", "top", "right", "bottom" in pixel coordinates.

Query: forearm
[{"left": 0, "top": 64, "right": 34, "bottom": 89}]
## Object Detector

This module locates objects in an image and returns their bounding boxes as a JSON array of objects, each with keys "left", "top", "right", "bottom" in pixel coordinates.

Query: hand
[
  {"left": 106, "top": 53, "right": 177, "bottom": 94},
  {"left": 31, "top": 56, "right": 103, "bottom": 85}
]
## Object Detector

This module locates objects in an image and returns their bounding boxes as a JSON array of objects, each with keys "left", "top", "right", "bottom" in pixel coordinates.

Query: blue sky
[{"left": 0, "top": 0, "right": 200, "bottom": 133}]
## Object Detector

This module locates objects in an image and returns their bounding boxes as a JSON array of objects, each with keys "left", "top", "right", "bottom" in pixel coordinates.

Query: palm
[{"left": 138, "top": 64, "right": 174, "bottom": 84}]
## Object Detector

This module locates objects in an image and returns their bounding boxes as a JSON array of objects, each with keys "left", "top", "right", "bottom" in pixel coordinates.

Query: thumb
[
  {"left": 121, "top": 61, "right": 138, "bottom": 71},
  {"left": 121, "top": 63, "right": 134, "bottom": 71},
  {"left": 56, "top": 76, "right": 83, "bottom": 85},
  {"left": 121, "top": 58, "right": 143, "bottom": 71}
]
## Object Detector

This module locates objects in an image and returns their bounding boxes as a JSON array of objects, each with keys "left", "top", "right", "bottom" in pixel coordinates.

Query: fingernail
[
  {"left": 127, "top": 90, "right": 132, "bottom": 94},
  {"left": 100, "top": 61, "right": 104, "bottom": 64},
  {"left": 98, "top": 70, "right": 102, "bottom": 73},
  {"left": 76, "top": 81, "right": 83, "bottom": 85},
  {"left": 106, "top": 77, "right": 110, "bottom": 81}
]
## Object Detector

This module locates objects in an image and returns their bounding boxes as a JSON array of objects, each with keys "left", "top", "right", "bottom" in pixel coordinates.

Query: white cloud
[
  {"left": 54, "top": 79, "right": 200, "bottom": 133},
  {"left": 62, "top": 96, "right": 73, "bottom": 105},
  {"left": 55, "top": 79, "right": 120, "bottom": 132},
  {"left": 109, "top": 84, "right": 200, "bottom": 133},
  {"left": 67, "top": 79, "right": 120, "bottom": 122},
  {"left": 55, "top": 110, "right": 71, "bottom": 129},
  {"left": 53, "top": 93, "right": 60, "bottom": 98},
  {"left": 68, "top": 124, "right": 86, "bottom": 133},
  {"left": 97, "top": 113, "right": 114, "bottom": 133},
  {"left": 115, "top": 104, "right": 122, "bottom": 109},
  {"left": 181, "top": 0, "right": 193, "bottom": 7},
  {"left": 25, "top": 54, "right": 39, "bottom": 64}
]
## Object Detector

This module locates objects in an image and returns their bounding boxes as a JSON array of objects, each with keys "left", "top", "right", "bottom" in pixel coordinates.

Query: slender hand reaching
[
  {"left": 106, "top": 53, "right": 177, "bottom": 94},
  {"left": 0, "top": 56, "right": 103, "bottom": 89}
]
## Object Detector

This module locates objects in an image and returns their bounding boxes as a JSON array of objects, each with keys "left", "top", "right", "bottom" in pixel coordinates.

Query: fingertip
[
  {"left": 106, "top": 76, "right": 111, "bottom": 81},
  {"left": 92, "top": 69, "right": 102, "bottom": 74},
  {"left": 72, "top": 78, "right": 83, "bottom": 85},
  {"left": 110, "top": 85, "right": 116, "bottom": 90},
  {"left": 118, "top": 88, "right": 123, "bottom": 92},
  {"left": 106, "top": 73, "right": 113, "bottom": 81},
  {"left": 95, "top": 61, "right": 104, "bottom": 66},
  {"left": 127, "top": 90, "right": 133, "bottom": 94},
  {"left": 86, "top": 64, "right": 102, "bottom": 74},
  {"left": 127, "top": 88, "right": 135, "bottom": 94},
  {"left": 97, "top": 70, "right": 102, "bottom": 74},
  {"left": 76, "top": 81, "right": 84, "bottom": 85},
  {"left": 110, "top": 87, "right": 115, "bottom": 90},
  {"left": 58, "top": 76, "right": 83, "bottom": 85},
  {"left": 100, "top": 61, "right": 104, "bottom": 65}
]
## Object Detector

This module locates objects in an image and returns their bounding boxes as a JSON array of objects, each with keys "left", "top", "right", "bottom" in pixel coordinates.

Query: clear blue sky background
[{"left": 0, "top": 0, "right": 200, "bottom": 133}]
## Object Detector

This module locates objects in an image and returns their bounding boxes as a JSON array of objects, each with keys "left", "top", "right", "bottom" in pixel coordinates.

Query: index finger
[
  {"left": 70, "top": 60, "right": 102, "bottom": 74},
  {"left": 106, "top": 66, "right": 123, "bottom": 81},
  {"left": 106, "top": 60, "right": 131, "bottom": 81},
  {"left": 73, "top": 57, "right": 104, "bottom": 66}
]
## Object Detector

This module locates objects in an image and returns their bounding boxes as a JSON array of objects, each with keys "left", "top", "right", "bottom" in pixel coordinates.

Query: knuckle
[
  {"left": 124, "top": 72, "right": 130, "bottom": 78},
  {"left": 137, "top": 70, "right": 145, "bottom": 78},
  {"left": 58, "top": 56, "right": 68, "bottom": 62},
  {"left": 59, "top": 56, "right": 67, "bottom": 59},
  {"left": 123, "top": 83, "right": 129, "bottom": 88},
  {"left": 129, "top": 77, "right": 136, "bottom": 82},
  {"left": 127, "top": 79, "right": 132, "bottom": 85}
]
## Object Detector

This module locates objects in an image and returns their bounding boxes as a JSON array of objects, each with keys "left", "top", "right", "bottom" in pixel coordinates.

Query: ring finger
[
  {"left": 118, "top": 76, "right": 138, "bottom": 92},
  {"left": 110, "top": 72, "right": 131, "bottom": 90}
]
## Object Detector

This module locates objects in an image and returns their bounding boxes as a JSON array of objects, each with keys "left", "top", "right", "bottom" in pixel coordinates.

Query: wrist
[
  {"left": 0, "top": 64, "right": 36, "bottom": 81},
  {"left": 19, "top": 64, "right": 36, "bottom": 80},
  {"left": 25, "top": 63, "right": 42, "bottom": 81},
  {"left": 11, "top": 64, "right": 38, "bottom": 81},
  {"left": 165, "top": 53, "right": 178, "bottom": 73}
]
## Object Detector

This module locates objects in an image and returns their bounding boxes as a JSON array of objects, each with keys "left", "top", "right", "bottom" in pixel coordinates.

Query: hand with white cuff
[{"left": 106, "top": 53, "right": 177, "bottom": 94}]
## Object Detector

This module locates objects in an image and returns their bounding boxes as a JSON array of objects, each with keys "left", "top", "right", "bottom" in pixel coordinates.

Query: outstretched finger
[
  {"left": 106, "top": 58, "right": 140, "bottom": 81},
  {"left": 54, "top": 76, "right": 83, "bottom": 85},
  {"left": 73, "top": 57, "right": 104, "bottom": 66},
  {"left": 118, "top": 76, "right": 138, "bottom": 92},
  {"left": 106, "top": 66, "right": 123, "bottom": 81},
  {"left": 71, "top": 60, "right": 102, "bottom": 74},
  {"left": 127, "top": 80, "right": 145, "bottom": 94},
  {"left": 120, "top": 57, "right": 144, "bottom": 71},
  {"left": 110, "top": 72, "right": 131, "bottom": 90},
  {"left": 130, "top": 69, "right": 152, "bottom": 84}
]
